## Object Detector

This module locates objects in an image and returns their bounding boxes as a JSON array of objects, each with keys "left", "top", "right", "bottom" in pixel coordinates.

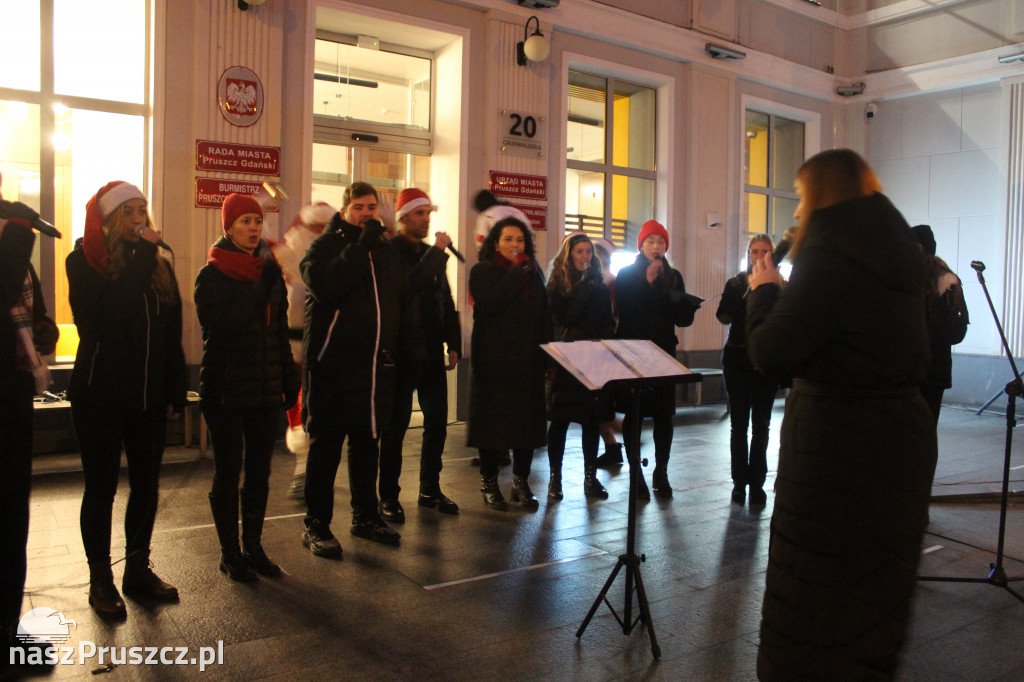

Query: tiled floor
[{"left": 15, "top": 399, "right": 1024, "bottom": 680}]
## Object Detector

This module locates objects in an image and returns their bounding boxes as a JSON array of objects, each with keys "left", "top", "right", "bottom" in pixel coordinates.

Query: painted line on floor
[
  {"left": 1012, "top": 464, "right": 1024, "bottom": 471},
  {"left": 155, "top": 512, "right": 306, "bottom": 535},
  {"left": 922, "top": 545, "right": 944, "bottom": 554},
  {"left": 423, "top": 551, "right": 608, "bottom": 591}
]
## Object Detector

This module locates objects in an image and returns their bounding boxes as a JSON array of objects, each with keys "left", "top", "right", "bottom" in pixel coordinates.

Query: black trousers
[
  {"left": 379, "top": 358, "right": 448, "bottom": 499},
  {"left": 0, "top": 371, "right": 34, "bottom": 638},
  {"left": 920, "top": 384, "right": 944, "bottom": 425},
  {"left": 724, "top": 366, "right": 778, "bottom": 489},
  {"left": 479, "top": 448, "right": 533, "bottom": 478},
  {"left": 547, "top": 420, "right": 600, "bottom": 471},
  {"left": 201, "top": 403, "right": 279, "bottom": 505},
  {"left": 304, "top": 424, "right": 380, "bottom": 526},
  {"left": 72, "top": 398, "right": 167, "bottom": 565}
]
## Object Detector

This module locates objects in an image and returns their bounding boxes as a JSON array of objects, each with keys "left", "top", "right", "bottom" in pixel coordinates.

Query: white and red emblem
[{"left": 217, "top": 66, "right": 264, "bottom": 127}]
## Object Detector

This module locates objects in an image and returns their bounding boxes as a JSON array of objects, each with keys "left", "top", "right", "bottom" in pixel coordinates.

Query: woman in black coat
[
  {"left": 195, "top": 194, "right": 299, "bottom": 581},
  {"left": 746, "top": 149, "right": 937, "bottom": 679},
  {"left": 546, "top": 232, "right": 615, "bottom": 501},
  {"left": 66, "top": 181, "right": 185, "bottom": 618},
  {"left": 615, "top": 220, "right": 700, "bottom": 499},
  {"left": 716, "top": 234, "right": 779, "bottom": 507},
  {"left": 468, "top": 217, "right": 551, "bottom": 511}
]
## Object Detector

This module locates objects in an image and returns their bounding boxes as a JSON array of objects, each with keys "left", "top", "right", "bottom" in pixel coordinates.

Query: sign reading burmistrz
[{"left": 196, "top": 140, "right": 280, "bottom": 176}]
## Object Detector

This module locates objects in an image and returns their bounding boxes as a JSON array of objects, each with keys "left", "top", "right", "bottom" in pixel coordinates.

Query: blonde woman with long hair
[
  {"left": 746, "top": 149, "right": 936, "bottom": 678},
  {"left": 66, "top": 182, "right": 186, "bottom": 619}
]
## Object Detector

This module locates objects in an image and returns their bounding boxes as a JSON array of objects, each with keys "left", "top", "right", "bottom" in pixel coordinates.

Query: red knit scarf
[{"left": 207, "top": 246, "right": 265, "bottom": 282}]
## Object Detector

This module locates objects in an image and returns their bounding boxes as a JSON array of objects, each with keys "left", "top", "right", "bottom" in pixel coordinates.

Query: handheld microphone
[
  {"left": 446, "top": 243, "right": 465, "bottom": 263},
  {"left": 772, "top": 238, "right": 793, "bottom": 266},
  {"left": 137, "top": 227, "right": 173, "bottom": 253},
  {"left": 971, "top": 261, "right": 985, "bottom": 272},
  {"left": 0, "top": 200, "right": 62, "bottom": 239}
]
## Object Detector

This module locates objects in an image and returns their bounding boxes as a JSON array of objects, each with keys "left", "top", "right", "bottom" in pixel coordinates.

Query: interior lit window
[
  {"left": 743, "top": 109, "right": 803, "bottom": 246},
  {"left": 0, "top": 2, "right": 41, "bottom": 91},
  {"left": 565, "top": 70, "right": 656, "bottom": 256},
  {"left": 54, "top": 0, "right": 146, "bottom": 103},
  {"left": 311, "top": 142, "right": 430, "bottom": 216}
]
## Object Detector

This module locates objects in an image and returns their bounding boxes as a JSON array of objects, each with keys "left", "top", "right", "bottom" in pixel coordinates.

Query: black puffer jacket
[
  {"left": 66, "top": 238, "right": 186, "bottom": 412},
  {"left": 194, "top": 237, "right": 299, "bottom": 411},
  {"left": 467, "top": 258, "right": 551, "bottom": 450},
  {"left": 390, "top": 234, "right": 460, "bottom": 365},
  {"left": 615, "top": 253, "right": 699, "bottom": 354},
  {"left": 746, "top": 193, "right": 937, "bottom": 679},
  {"left": 301, "top": 215, "right": 405, "bottom": 435},
  {"left": 546, "top": 274, "right": 616, "bottom": 423}
]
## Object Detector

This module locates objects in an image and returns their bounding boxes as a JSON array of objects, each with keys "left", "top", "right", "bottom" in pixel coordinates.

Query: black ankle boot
[
  {"left": 584, "top": 465, "right": 609, "bottom": 499},
  {"left": 88, "top": 562, "right": 127, "bottom": 619},
  {"left": 480, "top": 475, "right": 508, "bottom": 511},
  {"left": 652, "top": 466, "right": 673, "bottom": 498},
  {"left": 548, "top": 470, "right": 563, "bottom": 500},
  {"left": 219, "top": 550, "right": 258, "bottom": 582},
  {"left": 510, "top": 475, "right": 539, "bottom": 511},
  {"left": 122, "top": 550, "right": 179, "bottom": 602},
  {"left": 595, "top": 443, "right": 623, "bottom": 469}
]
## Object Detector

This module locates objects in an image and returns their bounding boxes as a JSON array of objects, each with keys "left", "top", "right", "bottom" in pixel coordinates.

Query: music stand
[
  {"left": 542, "top": 340, "right": 701, "bottom": 658},
  {"left": 917, "top": 261, "right": 1024, "bottom": 603}
]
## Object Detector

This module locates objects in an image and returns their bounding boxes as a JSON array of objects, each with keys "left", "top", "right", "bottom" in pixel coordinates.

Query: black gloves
[{"left": 359, "top": 219, "right": 386, "bottom": 250}]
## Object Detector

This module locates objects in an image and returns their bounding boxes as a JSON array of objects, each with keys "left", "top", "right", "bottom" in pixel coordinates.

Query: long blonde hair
[
  {"left": 790, "top": 149, "right": 881, "bottom": 258},
  {"left": 549, "top": 233, "right": 602, "bottom": 296},
  {"left": 104, "top": 207, "right": 176, "bottom": 303}
]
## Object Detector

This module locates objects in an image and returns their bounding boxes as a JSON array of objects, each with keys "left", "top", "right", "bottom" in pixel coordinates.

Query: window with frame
[
  {"left": 0, "top": 0, "right": 149, "bottom": 336},
  {"left": 743, "top": 110, "right": 803, "bottom": 255},
  {"left": 565, "top": 70, "right": 656, "bottom": 262}
]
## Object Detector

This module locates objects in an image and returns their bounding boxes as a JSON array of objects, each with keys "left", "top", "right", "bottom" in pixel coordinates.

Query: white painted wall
[{"left": 868, "top": 82, "right": 1003, "bottom": 355}]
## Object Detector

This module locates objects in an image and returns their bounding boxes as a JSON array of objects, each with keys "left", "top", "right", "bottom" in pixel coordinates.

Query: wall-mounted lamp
[
  {"left": 237, "top": 0, "right": 267, "bottom": 10},
  {"left": 704, "top": 43, "right": 746, "bottom": 60},
  {"left": 997, "top": 50, "right": 1024, "bottom": 64},
  {"left": 517, "top": 16, "right": 550, "bottom": 66},
  {"left": 836, "top": 82, "right": 866, "bottom": 97}
]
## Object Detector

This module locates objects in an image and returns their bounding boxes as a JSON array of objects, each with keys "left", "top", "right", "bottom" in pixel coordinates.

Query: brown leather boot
[
  {"left": 88, "top": 561, "right": 127, "bottom": 619},
  {"left": 122, "top": 550, "right": 179, "bottom": 602}
]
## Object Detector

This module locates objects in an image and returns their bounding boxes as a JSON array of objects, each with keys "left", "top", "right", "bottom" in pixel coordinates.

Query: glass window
[
  {"left": 54, "top": 0, "right": 146, "bottom": 103},
  {"left": 314, "top": 38, "right": 430, "bottom": 131},
  {"left": 565, "top": 71, "right": 656, "bottom": 252},
  {"left": 743, "top": 109, "right": 803, "bottom": 249},
  {"left": 0, "top": 2, "right": 41, "bottom": 91},
  {"left": 311, "top": 142, "right": 429, "bottom": 216}
]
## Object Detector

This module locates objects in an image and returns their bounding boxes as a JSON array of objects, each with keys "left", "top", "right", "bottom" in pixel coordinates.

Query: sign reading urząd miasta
[{"left": 196, "top": 140, "right": 280, "bottom": 176}]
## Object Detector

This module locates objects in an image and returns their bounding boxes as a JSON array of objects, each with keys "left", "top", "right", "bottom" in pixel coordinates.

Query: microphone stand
[{"left": 918, "top": 260, "right": 1024, "bottom": 604}]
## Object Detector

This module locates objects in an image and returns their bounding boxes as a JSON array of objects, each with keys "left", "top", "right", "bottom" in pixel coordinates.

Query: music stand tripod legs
[
  {"left": 576, "top": 386, "right": 662, "bottom": 658},
  {"left": 918, "top": 260, "right": 1024, "bottom": 603}
]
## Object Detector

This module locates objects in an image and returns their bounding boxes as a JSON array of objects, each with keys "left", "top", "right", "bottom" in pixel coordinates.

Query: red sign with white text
[
  {"left": 196, "top": 140, "right": 280, "bottom": 176},
  {"left": 510, "top": 203, "right": 547, "bottom": 232},
  {"left": 195, "top": 178, "right": 278, "bottom": 211},
  {"left": 489, "top": 171, "right": 547, "bottom": 200}
]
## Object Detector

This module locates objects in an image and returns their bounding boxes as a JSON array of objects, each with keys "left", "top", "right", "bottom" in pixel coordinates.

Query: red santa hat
[
  {"left": 637, "top": 219, "right": 669, "bottom": 251},
  {"left": 221, "top": 193, "right": 263, "bottom": 233},
  {"left": 395, "top": 188, "right": 437, "bottom": 220},
  {"left": 83, "top": 181, "right": 147, "bottom": 278}
]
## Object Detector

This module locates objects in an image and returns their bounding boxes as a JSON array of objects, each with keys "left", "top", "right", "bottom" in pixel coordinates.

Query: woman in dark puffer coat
[
  {"left": 746, "top": 149, "right": 937, "bottom": 680},
  {"left": 468, "top": 217, "right": 551, "bottom": 511},
  {"left": 195, "top": 194, "right": 299, "bottom": 582},
  {"left": 545, "top": 232, "right": 616, "bottom": 501}
]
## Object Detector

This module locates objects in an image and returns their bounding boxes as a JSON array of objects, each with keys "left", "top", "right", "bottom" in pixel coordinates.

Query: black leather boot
[
  {"left": 595, "top": 443, "right": 623, "bottom": 469},
  {"left": 634, "top": 469, "right": 651, "bottom": 501},
  {"left": 122, "top": 550, "right": 179, "bottom": 602},
  {"left": 241, "top": 488, "right": 281, "bottom": 577},
  {"left": 583, "top": 465, "right": 609, "bottom": 499},
  {"left": 480, "top": 475, "right": 508, "bottom": 511},
  {"left": 548, "top": 469, "right": 563, "bottom": 501},
  {"left": 510, "top": 475, "right": 539, "bottom": 511},
  {"left": 88, "top": 561, "right": 127, "bottom": 619},
  {"left": 209, "top": 492, "right": 257, "bottom": 581},
  {"left": 652, "top": 464, "right": 673, "bottom": 498}
]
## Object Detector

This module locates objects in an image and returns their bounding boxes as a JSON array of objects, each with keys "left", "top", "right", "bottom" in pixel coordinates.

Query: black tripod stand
[
  {"left": 576, "top": 374, "right": 698, "bottom": 658},
  {"left": 918, "top": 260, "right": 1024, "bottom": 603}
]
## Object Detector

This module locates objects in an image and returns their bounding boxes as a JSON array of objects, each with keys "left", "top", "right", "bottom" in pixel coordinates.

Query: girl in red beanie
[{"left": 614, "top": 220, "right": 701, "bottom": 499}]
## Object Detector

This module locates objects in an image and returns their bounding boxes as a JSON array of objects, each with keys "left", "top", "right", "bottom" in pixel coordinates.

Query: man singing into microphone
[
  {"left": 378, "top": 189, "right": 461, "bottom": 521},
  {"left": 300, "top": 182, "right": 407, "bottom": 555}
]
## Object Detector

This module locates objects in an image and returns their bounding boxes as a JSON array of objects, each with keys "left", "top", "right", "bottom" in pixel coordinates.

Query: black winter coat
[
  {"left": 922, "top": 255, "right": 968, "bottom": 388},
  {"left": 194, "top": 237, "right": 299, "bottom": 411},
  {"left": 391, "top": 234, "right": 460, "bottom": 365},
  {"left": 746, "top": 193, "right": 937, "bottom": 679},
  {"left": 66, "top": 238, "right": 186, "bottom": 412},
  {"left": 1, "top": 222, "right": 56, "bottom": 385},
  {"left": 546, "top": 274, "right": 616, "bottom": 424},
  {"left": 467, "top": 258, "right": 551, "bottom": 450},
  {"left": 716, "top": 271, "right": 755, "bottom": 371},
  {"left": 301, "top": 215, "right": 405, "bottom": 436}
]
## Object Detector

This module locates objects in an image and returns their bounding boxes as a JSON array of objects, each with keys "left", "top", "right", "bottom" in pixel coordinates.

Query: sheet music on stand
[{"left": 541, "top": 339, "right": 693, "bottom": 390}]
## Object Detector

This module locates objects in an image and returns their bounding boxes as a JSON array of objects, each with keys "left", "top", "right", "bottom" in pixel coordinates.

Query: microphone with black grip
[
  {"left": 971, "top": 261, "right": 985, "bottom": 272},
  {"left": 446, "top": 243, "right": 465, "bottom": 263},
  {"left": 0, "top": 200, "right": 62, "bottom": 239},
  {"left": 772, "top": 237, "right": 793, "bottom": 267}
]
